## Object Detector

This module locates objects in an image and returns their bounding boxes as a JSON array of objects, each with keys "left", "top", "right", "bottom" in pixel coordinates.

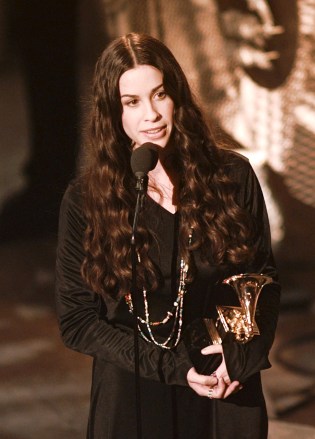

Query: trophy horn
[{"left": 222, "top": 273, "right": 273, "bottom": 342}]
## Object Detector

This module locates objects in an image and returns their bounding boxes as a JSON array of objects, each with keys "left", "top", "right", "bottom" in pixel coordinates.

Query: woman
[{"left": 55, "top": 33, "right": 280, "bottom": 439}]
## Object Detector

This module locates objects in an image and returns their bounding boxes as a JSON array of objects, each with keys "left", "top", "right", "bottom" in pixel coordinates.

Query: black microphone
[
  {"left": 129, "top": 143, "right": 159, "bottom": 437},
  {"left": 129, "top": 143, "right": 159, "bottom": 406},
  {"left": 130, "top": 143, "right": 159, "bottom": 178}
]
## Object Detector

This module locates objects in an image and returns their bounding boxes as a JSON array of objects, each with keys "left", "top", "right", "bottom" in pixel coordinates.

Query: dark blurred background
[{"left": 0, "top": 1, "right": 314, "bottom": 438}]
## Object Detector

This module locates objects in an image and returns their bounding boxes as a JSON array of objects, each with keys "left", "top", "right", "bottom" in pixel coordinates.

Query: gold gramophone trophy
[
  {"left": 205, "top": 273, "right": 273, "bottom": 344},
  {"left": 183, "top": 273, "right": 273, "bottom": 374}
]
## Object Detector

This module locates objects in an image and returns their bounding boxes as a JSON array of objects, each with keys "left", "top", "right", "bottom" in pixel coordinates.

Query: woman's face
[{"left": 119, "top": 65, "right": 174, "bottom": 150}]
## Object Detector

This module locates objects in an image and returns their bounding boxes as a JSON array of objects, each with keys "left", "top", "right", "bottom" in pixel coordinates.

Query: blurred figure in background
[{"left": 0, "top": 0, "right": 80, "bottom": 241}]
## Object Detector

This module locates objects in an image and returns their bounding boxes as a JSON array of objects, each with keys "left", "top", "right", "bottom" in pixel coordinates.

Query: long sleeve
[
  {"left": 55, "top": 183, "right": 192, "bottom": 386},
  {"left": 222, "top": 158, "right": 281, "bottom": 383}
]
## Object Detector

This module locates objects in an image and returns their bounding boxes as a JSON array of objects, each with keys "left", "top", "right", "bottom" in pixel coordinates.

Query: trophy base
[
  {"left": 203, "top": 318, "right": 223, "bottom": 345},
  {"left": 183, "top": 318, "right": 230, "bottom": 375}
]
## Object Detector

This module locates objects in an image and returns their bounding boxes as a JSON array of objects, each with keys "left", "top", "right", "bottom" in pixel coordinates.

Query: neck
[{"left": 148, "top": 159, "right": 179, "bottom": 213}]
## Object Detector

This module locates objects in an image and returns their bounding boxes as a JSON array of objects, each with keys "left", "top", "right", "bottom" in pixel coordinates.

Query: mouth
[{"left": 142, "top": 126, "right": 166, "bottom": 135}]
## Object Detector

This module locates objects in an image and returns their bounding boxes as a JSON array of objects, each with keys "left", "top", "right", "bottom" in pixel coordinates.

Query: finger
[
  {"left": 215, "top": 364, "right": 231, "bottom": 385},
  {"left": 221, "top": 374, "right": 231, "bottom": 386},
  {"left": 205, "top": 380, "right": 243, "bottom": 400},
  {"left": 187, "top": 367, "right": 218, "bottom": 387},
  {"left": 194, "top": 374, "right": 218, "bottom": 387},
  {"left": 215, "top": 355, "right": 231, "bottom": 385},
  {"left": 188, "top": 367, "right": 212, "bottom": 383},
  {"left": 189, "top": 381, "right": 214, "bottom": 397},
  {"left": 201, "top": 344, "right": 223, "bottom": 355},
  {"left": 211, "top": 378, "right": 227, "bottom": 399},
  {"left": 218, "top": 377, "right": 229, "bottom": 398},
  {"left": 223, "top": 381, "right": 241, "bottom": 398}
]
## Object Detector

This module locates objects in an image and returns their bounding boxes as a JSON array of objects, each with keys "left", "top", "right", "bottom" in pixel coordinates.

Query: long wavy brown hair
[{"left": 79, "top": 33, "right": 256, "bottom": 298}]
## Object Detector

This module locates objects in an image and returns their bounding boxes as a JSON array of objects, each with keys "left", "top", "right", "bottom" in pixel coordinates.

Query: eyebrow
[{"left": 120, "top": 83, "right": 164, "bottom": 99}]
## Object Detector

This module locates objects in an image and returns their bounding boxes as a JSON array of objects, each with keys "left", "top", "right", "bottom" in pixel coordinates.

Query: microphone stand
[{"left": 131, "top": 173, "right": 146, "bottom": 439}]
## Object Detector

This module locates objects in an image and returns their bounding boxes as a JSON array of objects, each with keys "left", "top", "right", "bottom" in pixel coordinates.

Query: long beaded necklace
[{"left": 125, "top": 231, "right": 192, "bottom": 350}]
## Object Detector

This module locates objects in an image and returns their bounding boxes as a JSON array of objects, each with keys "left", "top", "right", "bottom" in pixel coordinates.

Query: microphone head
[{"left": 130, "top": 143, "right": 159, "bottom": 177}]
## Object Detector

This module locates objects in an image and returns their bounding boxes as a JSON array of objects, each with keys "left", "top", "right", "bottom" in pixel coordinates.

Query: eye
[
  {"left": 125, "top": 98, "right": 139, "bottom": 107},
  {"left": 154, "top": 90, "right": 167, "bottom": 100}
]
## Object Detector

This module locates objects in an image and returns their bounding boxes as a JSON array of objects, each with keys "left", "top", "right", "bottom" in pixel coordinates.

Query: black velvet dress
[{"left": 55, "top": 151, "right": 281, "bottom": 439}]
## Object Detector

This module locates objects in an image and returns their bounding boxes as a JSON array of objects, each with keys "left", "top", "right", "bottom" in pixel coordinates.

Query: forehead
[{"left": 119, "top": 65, "right": 163, "bottom": 95}]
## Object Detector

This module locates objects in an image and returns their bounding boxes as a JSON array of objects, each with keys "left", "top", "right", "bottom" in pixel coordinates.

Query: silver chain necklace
[{"left": 125, "top": 231, "right": 192, "bottom": 349}]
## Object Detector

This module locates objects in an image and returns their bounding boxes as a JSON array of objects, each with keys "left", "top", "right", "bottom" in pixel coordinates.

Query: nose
[{"left": 144, "top": 101, "right": 161, "bottom": 121}]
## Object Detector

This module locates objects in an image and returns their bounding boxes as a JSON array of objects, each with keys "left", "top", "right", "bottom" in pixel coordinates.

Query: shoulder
[
  {"left": 218, "top": 147, "right": 249, "bottom": 167},
  {"left": 217, "top": 148, "right": 253, "bottom": 180},
  {"left": 61, "top": 179, "right": 83, "bottom": 209},
  {"left": 59, "top": 179, "right": 85, "bottom": 227},
  {"left": 219, "top": 149, "right": 257, "bottom": 186},
  {"left": 217, "top": 148, "right": 265, "bottom": 209},
  {"left": 57, "top": 180, "right": 86, "bottom": 262}
]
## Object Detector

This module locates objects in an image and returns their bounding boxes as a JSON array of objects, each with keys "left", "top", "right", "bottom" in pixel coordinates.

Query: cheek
[
  {"left": 166, "top": 101, "right": 175, "bottom": 121},
  {"left": 121, "top": 112, "right": 133, "bottom": 136},
  {"left": 121, "top": 111, "right": 140, "bottom": 143}
]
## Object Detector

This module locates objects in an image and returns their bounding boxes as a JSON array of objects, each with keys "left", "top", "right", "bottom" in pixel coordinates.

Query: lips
[
  {"left": 143, "top": 126, "right": 166, "bottom": 135},
  {"left": 141, "top": 126, "right": 168, "bottom": 142}
]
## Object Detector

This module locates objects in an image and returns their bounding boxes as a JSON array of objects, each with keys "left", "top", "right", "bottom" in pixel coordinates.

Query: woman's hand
[
  {"left": 187, "top": 367, "right": 218, "bottom": 397},
  {"left": 187, "top": 344, "right": 243, "bottom": 399},
  {"left": 201, "top": 344, "right": 231, "bottom": 385}
]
